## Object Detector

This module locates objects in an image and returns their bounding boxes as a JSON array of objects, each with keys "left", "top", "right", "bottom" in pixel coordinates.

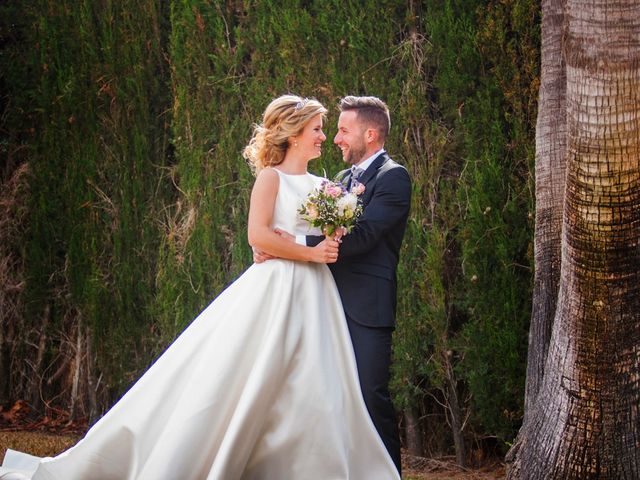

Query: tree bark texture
[
  {"left": 509, "top": 0, "right": 640, "bottom": 477},
  {"left": 403, "top": 406, "right": 424, "bottom": 457},
  {"left": 524, "top": 0, "right": 567, "bottom": 418}
]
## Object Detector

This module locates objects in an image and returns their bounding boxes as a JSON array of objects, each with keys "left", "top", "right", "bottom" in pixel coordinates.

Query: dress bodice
[{"left": 272, "top": 169, "right": 323, "bottom": 236}]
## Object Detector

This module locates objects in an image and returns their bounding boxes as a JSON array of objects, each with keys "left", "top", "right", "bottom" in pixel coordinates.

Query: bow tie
[{"left": 350, "top": 166, "right": 364, "bottom": 182}]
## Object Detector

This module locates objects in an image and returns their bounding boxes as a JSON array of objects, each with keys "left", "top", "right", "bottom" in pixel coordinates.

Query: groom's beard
[{"left": 345, "top": 143, "right": 366, "bottom": 166}]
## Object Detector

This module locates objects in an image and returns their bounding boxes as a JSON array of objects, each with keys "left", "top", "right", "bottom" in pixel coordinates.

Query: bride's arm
[{"left": 248, "top": 169, "right": 339, "bottom": 264}]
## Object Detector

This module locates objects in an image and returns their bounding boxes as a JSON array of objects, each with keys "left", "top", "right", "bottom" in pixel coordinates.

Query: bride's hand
[{"left": 311, "top": 237, "right": 340, "bottom": 264}]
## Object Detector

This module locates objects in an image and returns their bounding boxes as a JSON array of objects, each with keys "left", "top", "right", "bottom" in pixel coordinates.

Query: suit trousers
[{"left": 346, "top": 316, "right": 401, "bottom": 474}]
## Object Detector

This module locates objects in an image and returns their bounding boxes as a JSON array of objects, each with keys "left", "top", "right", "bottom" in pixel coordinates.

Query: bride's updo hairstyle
[{"left": 243, "top": 95, "right": 327, "bottom": 173}]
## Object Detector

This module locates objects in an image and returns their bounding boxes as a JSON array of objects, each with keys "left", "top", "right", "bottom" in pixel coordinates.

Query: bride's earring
[{"left": 294, "top": 140, "right": 298, "bottom": 147}]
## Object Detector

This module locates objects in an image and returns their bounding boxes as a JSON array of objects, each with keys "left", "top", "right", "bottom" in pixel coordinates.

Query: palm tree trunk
[
  {"left": 507, "top": 0, "right": 567, "bottom": 467},
  {"left": 523, "top": 0, "right": 567, "bottom": 418},
  {"left": 508, "top": 0, "right": 640, "bottom": 477}
]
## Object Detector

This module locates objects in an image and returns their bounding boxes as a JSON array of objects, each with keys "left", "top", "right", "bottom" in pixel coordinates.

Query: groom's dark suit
[{"left": 307, "top": 151, "right": 411, "bottom": 472}]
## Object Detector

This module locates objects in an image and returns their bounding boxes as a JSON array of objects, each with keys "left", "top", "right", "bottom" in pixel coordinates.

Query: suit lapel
[{"left": 358, "top": 152, "right": 388, "bottom": 186}]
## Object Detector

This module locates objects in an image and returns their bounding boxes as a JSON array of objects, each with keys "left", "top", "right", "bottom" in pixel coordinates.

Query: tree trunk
[
  {"left": 508, "top": 0, "right": 640, "bottom": 477},
  {"left": 403, "top": 406, "right": 424, "bottom": 456},
  {"left": 523, "top": 0, "right": 567, "bottom": 418},
  {"left": 29, "top": 304, "right": 50, "bottom": 410},
  {"left": 86, "top": 329, "right": 99, "bottom": 423},
  {"left": 508, "top": 0, "right": 567, "bottom": 467},
  {"left": 445, "top": 356, "right": 466, "bottom": 467},
  {"left": 69, "top": 322, "right": 83, "bottom": 421}
]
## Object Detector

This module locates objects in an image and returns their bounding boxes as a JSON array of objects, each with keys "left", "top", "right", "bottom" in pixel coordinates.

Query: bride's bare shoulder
[
  {"left": 253, "top": 167, "right": 280, "bottom": 185},
  {"left": 250, "top": 169, "right": 280, "bottom": 205}
]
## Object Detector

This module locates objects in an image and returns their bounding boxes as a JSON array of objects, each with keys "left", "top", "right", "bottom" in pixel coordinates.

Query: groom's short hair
[{"left": 339, "top": 96, "right": 390, "bottom": 142}]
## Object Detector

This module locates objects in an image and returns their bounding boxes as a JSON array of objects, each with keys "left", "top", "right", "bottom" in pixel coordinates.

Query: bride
[{"left": 0, "top": 95, "right": 400, "bottom": 480}]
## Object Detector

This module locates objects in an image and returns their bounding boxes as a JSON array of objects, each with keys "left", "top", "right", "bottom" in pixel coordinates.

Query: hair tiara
[{"left": 294, "top": 98, "right": 309, "bottom": 110}]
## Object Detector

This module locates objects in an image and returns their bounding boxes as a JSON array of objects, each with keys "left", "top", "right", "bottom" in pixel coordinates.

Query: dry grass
[
  {"left": 402, "top": 453, "right": 505, "bottom": 479},
  {"left": 0, "top": 431, "right": 79, "bottom": 463},
  {"left": 0, "top": 430, "right": 505, "bottom": 479}
]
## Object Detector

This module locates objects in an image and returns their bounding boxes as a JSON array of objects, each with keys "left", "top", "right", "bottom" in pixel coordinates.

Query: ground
[
  {"left": 0, "top": 431, "right": 505, "bottom": 479},
  {"left": 402, "top": 454, "right": 505, "bottom": 480},
  {"left": 0, "top": 402, "right": 504, "bottom": 479}
]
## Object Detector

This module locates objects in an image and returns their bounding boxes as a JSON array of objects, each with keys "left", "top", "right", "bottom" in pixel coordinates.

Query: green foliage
[
  {"left": 3, "top": 0, "right": 170, "bottom": 410},
  {"left": 157, "top": 1, "right": 246, "bottom": 337},
  {"left": 2, "top": 0, "right": 540, "bottom": 457},
  {"left": 426, "top": 0, "right": 538, "bottom": 444}
]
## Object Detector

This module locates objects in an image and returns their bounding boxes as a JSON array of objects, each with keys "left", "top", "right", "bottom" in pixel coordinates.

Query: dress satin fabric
[{"left": 0, "top": 170, "right": 399, "bottom": 480}]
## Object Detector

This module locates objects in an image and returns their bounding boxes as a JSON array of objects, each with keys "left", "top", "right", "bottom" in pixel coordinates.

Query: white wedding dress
[{"left": 1, "top": 170, "right": 400, "bottom": 480}]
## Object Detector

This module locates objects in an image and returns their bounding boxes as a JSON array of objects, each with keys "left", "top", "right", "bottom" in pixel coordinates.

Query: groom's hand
[
  {"left": 252, "top": 246, "right": 276, "bottom": 264},
  {"left": 333, "top": 227, "right": 347, "bottom": 243}
]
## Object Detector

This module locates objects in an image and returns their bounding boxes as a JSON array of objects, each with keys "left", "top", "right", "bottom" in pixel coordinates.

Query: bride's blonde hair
[{"left": 243, "top": 95, "right": 327, "bottom": 173}]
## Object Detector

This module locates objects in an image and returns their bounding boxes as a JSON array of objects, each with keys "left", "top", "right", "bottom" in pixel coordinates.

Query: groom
[
  {"left": 311, "top": 96, "right": 410, "bottom": 473},
  {"left": 259, "top": 96, "right": 411, "bottom": 473}
]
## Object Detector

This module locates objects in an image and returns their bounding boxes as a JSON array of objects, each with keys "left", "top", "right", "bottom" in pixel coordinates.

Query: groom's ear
[{"left": 364, "top": 127, "right": 380, "bottom": 145}]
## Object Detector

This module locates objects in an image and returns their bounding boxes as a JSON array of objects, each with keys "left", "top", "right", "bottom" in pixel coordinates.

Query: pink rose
[
  {"left": 324, "top": 184, "right": 343, "bottom": 198},
  {"left": 351, "top": 182, "right": 366, "bottom": 195}
]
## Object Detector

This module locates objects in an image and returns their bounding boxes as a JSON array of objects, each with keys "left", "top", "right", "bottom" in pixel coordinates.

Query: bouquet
[{"left": 298, "top": 179, "right": 366, "bottom": 237}]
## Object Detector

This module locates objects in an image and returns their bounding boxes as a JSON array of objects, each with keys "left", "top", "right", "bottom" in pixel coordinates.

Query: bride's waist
[{"left": 252, "top": 258, "right": 327, "bottom": 270}]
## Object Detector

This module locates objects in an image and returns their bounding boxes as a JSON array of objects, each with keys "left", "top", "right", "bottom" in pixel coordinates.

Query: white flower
[{"left": 337, "top": 193, "right": 358, "bottom": 216}]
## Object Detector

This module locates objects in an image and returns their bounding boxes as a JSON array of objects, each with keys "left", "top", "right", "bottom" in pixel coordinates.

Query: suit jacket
[{"left": 308, "top": 152, "right": 411, "bottom": 328}]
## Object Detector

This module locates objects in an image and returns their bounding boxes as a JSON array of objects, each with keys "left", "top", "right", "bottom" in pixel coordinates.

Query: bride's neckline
[{"left": 273, "top": 168, "right": 309, "bottom": 177}]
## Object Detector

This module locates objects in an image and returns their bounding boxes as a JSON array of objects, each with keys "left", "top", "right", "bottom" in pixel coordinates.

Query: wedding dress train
[{"left": 0, "top": 170, "right": 400, "bottom": 480}]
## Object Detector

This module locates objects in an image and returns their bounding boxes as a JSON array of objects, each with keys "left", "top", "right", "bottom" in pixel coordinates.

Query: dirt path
[{"left": 0, "top": 431, "right": 505, "bottom": 479}]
